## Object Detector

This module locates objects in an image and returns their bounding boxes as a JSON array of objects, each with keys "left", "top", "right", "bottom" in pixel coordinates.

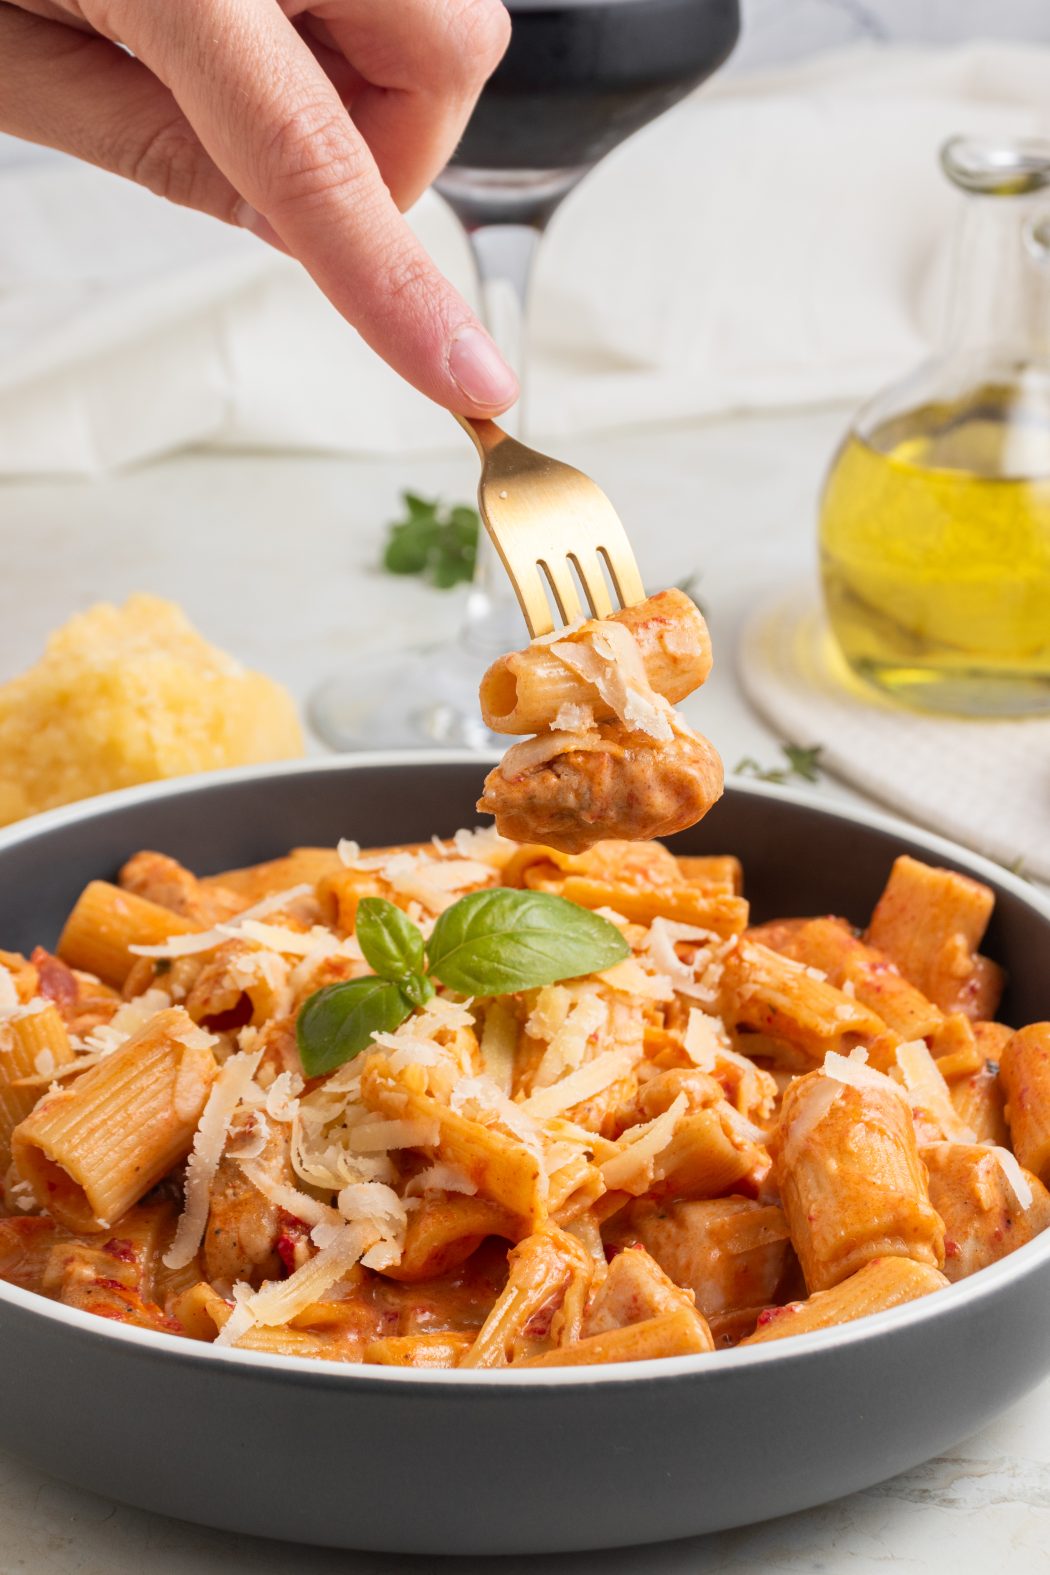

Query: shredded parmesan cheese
[
  {"left": 498, "top": 730, "right": 611, "bottom": 778},
  {"left": 599, "top": 1092, "right": 688, "bottom": 1194},
  {"left": 895, "top": 1039, "right": 977, "bottom": 1144},
  {"left": 986, "top": 1145, "right": 1034, "bottom": 1211},
  {"left": 347, "top": 1119, "right": 440, "bottom": 1153},
  {"left": 224, "top": 1221, "right": 379, "bottom": 1337},
  {"left": 128, "top": 884, "right": 313, "bottom": 960},
  {"left": 520, "top": 1049, "right": 635, "bottom": 1119},
  {"left": 163, "top": 1046, "right": 264, "bottom": 1270}
]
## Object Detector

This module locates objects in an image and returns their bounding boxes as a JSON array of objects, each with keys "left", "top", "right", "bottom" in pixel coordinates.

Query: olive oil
[{"left": 820, "top": 384, "right": 1050, "bottom": 715}]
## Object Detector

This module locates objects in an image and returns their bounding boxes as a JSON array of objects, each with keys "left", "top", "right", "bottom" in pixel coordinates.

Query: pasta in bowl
[{"left": 0, "top": 756, "right": 1048, "bottom": 1554}]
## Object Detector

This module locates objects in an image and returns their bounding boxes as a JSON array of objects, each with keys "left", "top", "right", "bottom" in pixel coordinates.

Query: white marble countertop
[{"left": 1, "top": 405, "right": 1048, "bottom": 1572}]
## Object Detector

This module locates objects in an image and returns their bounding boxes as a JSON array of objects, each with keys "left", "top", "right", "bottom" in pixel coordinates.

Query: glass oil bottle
[{"left": 820, "top": 137, "right": 1050, "bottom": 715}]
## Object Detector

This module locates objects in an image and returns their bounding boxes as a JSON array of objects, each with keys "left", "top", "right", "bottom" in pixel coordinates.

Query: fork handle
[{"left": 454, "top": 413, "right": 511, "bottom": 458}]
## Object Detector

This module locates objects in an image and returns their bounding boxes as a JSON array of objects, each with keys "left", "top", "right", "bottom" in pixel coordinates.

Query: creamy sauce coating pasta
[{"left": 0, "top": 837, "right": 1046, "bottom": 1368}]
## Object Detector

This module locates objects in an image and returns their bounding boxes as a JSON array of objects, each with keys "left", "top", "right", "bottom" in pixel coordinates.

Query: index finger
[{"left": 86, "top": 0, "right": 517, "bottom": 415}]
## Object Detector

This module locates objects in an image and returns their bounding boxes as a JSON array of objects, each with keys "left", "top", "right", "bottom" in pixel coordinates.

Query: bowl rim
[{"left": 0, "top": 750, "right": 1046, "bottom": 1392}]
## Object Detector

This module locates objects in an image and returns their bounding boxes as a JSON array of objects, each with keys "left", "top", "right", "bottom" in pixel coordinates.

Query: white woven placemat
[{"left": 738, "top": 588, "right": 1050, "bottom": 883}]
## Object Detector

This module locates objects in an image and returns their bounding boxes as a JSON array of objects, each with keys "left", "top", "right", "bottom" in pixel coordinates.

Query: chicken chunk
[{"left": 478, "top": 723, "right": 723, "bottom": 854}]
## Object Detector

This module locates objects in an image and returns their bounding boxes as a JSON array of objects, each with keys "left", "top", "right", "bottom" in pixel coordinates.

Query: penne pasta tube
[
  {"left": 521, "top": 1308, "right": 712, "bottom": 1366},
  {"left": 479, "top": 589, "right": 712, "bottom": 735},
  {"left": 57, "top": 882, "right": 198, "bottom": 987},
  {"left": 771, "top": 1063, "right": 944, "bottom": 1292},
  {"left": 364, "top": 1332, "right": 475, "bottom": 1368},
  {"left": 461, "top": 1227, "right": 594, "bottom": 1368},
  {"left": 170, "top": 1280, "right": 230, "bottom": 1341},
  {"left": 363, "top": 1070, "right": 547, "bottom": 1225},
  {"left": 381, "top": 1196, "right": 522, "bottom": 1282},
  {"left": 740, "top": 1257, "right": 950, "bottom": 1345},
  {"left": 11, "top": 1007, "right": 217, "bottom": 1231},
  {"left": 0, "top": 1003, "right": 76, "bottom": 1168},
  {"left": 1000, "top": 1023, "right": 1050, "bottom": 1184}
]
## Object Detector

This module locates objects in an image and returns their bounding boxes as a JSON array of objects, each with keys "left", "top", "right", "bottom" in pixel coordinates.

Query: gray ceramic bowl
[{"left": 0, "top": 754, "right": 1047, "bottom": 1556}]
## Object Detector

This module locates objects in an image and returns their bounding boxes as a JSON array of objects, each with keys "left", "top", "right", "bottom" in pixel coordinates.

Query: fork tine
[
  {"left": 568, "top": 551, "right": 614, "bottom": 620},
  {"left": 596, "top": 538, "right": 646, "bottom": 610},
  {"left": 539, "top": 557, "right": 585, "bottom": 627}
]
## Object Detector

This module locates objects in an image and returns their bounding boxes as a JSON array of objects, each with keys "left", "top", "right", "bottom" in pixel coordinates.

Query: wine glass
[{"left": 310, "top": 0, "right": 741, "bottom": 751}]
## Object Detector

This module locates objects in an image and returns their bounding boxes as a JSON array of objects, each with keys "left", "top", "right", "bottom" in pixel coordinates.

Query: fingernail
[{"left": 448, "top": 326, "right": 519, "bottom": 409}]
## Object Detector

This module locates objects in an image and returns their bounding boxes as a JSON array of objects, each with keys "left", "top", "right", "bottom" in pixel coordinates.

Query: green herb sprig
[
  {"left": 381, "top": 492, "right": 480, "bottom": 588},
  {"left": 296, "top": 890, "right": 628, "bottom": 1078},
  {"left": 734, "top": 743, "right": 823, "bottom": 786}
]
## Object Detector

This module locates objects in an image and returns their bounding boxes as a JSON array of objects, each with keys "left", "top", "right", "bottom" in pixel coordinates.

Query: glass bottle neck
[{"left": 943, "top": 191, "right": 1050, "bottom": 363}]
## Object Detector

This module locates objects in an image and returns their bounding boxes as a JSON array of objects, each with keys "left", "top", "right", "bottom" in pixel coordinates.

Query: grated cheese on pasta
[{"left": 163, "top": 1046, "right": 264, "bottom": 1270}]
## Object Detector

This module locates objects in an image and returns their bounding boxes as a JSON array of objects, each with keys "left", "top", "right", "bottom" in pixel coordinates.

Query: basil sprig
[{"left": 296, "top": 890, "right": 628, "bottom": 1078}]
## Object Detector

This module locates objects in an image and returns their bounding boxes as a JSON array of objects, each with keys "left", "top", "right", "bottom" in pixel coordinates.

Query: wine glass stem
[{"left": 461, "top": 222, "right": 543, "bottom": 657}]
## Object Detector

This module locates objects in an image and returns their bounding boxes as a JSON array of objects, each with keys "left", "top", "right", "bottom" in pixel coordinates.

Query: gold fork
[{"left": 457, "top": 416, "right": 646, "bottom": 639}]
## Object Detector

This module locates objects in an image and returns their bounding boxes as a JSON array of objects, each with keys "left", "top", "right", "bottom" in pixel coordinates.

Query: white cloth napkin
[
  {"left": 738, "top": 588, "right": 1050, "bottom": 883},
  {"left": 2, "top": 41, "right": 1050, "bottom": 474}
]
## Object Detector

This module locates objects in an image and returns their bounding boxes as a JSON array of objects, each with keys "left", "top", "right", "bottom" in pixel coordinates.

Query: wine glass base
[{"left": 308, "top": 641, "right": 505, "bottom": 753}]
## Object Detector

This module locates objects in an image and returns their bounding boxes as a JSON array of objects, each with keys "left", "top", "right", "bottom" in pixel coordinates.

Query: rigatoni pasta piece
[
  {"left": 525, "top": 874, "right": 748, "bottom": 939},
  {"left": 674, "top": 855, "right": 743, "bottom": 895},
  {"left": 999, "top": 1024, "right": 1050, "bottom": 1184},
  {"left": 950, "top": 1023, "right": 1011, "bottom": 1146},
  {"left": 740, "top": 1257, "right": 949, "bottom": 1345},
  {"left": 0, "top": 1003, "right": 76, "bottom": 1168},
  {"left": 204, "top": 847, "right": 343, "bottom": 901},
  {"left": 922, "top": 1141, "right": 1050, "bottom": 1282},
  {"left": 11, "top": 1007, "right": 217, "bottom": 1231},
  {"left": 720, "top": 941, "right": 898, "bottom": 1068},
  {"left": 752, "top": 916, "right": 944, "bottom": 1044},
  {"left": 771, "top": 1061, "right": 944, "bottom": 1292},
  {"left": 479, "top": 589, "right": 712, "bottom": 735},
  {"left": 57, "top": 882, "right": 198, "bottom": 987},
  {"left": 866, "top": 855, "right": 1003, "bottom": 1020}
]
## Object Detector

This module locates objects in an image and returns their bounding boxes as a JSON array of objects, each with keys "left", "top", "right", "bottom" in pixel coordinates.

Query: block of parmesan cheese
[{"left": 0, "top": 595, "right": 303, "bottom": 826}]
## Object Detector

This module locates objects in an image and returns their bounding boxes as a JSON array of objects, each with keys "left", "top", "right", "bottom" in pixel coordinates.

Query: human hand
[{"left": 0, "top": 0, "right": 519, "bottom": 414}]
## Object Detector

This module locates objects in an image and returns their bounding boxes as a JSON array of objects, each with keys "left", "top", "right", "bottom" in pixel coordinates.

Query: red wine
[{"left": 438, "top": 0, "right": 739, "bottom": 224}]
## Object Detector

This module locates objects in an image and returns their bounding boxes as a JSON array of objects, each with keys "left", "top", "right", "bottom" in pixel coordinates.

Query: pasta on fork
[
  {"left": 477, "top": 589, "right": 724, "bottom": 852},
  {"left": 0, "top": 833, "right": 1046, "bottom": 1370}
]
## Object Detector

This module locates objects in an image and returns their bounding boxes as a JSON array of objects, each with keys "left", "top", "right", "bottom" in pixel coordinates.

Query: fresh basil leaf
[
  {"left": 296, "top": 977, "right": 411, "bottom": 1077},
  {"left": 426, "top": 889, "right": 629, "bottom": 996},
  {"left": 356, "top": 897, "right": 426, "bottom": 983},
  {"left": 383, "top": 526, "right": 431, "bottom": 576},
  {"left": 400, "top": 971, "right": 436, "bottom": 1009}
]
